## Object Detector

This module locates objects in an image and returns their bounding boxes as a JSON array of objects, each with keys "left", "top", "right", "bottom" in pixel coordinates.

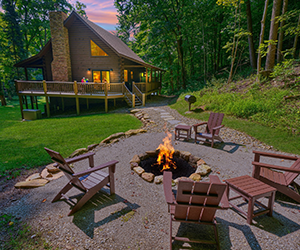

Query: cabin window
[
  {"left": 124, "top": 70, "right": 128, "bottom": 82},
  {"left": 131, "top": 71, "right": 133, "bottom": 80},
  {"left": 90, "top": 40, "right": 108, "bottom": 56},
  {"left": 93, "top": 70, "right": 110, "bottom": 83}
]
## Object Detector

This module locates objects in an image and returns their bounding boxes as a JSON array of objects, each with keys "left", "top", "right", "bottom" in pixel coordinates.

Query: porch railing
[
  {"left": 15, "top": 80, "right": 124, "bottom": 96},
  {"left": 134, "top": 81, "right": 160, "bottom": 94},
  {"left": 132, "top": 82, "right": 145, "bottom": 106}
]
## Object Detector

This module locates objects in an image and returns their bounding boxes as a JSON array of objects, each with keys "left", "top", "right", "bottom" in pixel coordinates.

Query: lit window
[
  {"left": 131, "top": 71, "right": 133, "bottom": 80},
  {"left": 90, "top": 40, "right": 108, "bottom": 56},
  {"left": 124, "top": 70, "right": 128, "bottom": 82}
]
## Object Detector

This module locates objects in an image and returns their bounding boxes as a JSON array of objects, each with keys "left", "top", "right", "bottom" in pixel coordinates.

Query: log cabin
[{"left": 14, "top": 11, "right": 164, "bottom": 118}]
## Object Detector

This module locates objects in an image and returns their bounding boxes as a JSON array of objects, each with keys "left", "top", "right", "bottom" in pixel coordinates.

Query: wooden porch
[{"left": 15, "top": 80, "right": 161, "bottom": 119}]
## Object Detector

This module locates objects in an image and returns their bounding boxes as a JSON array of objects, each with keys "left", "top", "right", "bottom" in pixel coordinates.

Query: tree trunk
[
  {"left": 293, "top": 13, "right": 300, "bottom": 58},
  {"left": 201, "top": 21, "right": 207, "bottom": 83},
  {"left": 257, "top": 0, "right": 270, "bottom": 74},
  {"left": 277, "top": 0, "right": 289, "bottom": 62},
  {"left": 265, "top": 0, "right": 283, "bottom": 70},
  {"left": 246, "top": 0, "right": 256, "bottom": 69},
  {"left": 228, "top": 4, "right": 239, "bottom": 83}
]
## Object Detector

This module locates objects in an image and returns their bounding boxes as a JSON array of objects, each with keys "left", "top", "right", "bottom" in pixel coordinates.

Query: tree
[
  {"left": 277, "top": 0, "right": 288, "bottom": 62},
  {"left": 265, "top": 0, "right": 283, "bottom": 71},
  {"left": 245, "top": 0, "right": 256, "bottom": 69},
  {"left": 257, "top": 0, "right": 269, "bottom": 74}
]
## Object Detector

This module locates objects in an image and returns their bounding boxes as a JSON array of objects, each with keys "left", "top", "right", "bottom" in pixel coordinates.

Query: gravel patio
[{"left": 2, "top": 96, "right": 300, "bottom": 250}]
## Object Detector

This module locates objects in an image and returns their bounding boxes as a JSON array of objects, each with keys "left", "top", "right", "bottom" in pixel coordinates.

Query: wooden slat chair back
[
  {"left": 252, "top": 151, "right": 300, "bottom": 203},
  {"left": 193, "top": 112, "right": 225, "bottom": 147},
  {"left": 45, "top": 148, "right": 86, "bottom": 191},
  {"left": 163, "top": 171, "right": 228, "bottom": 250},
  {"left": 44, "top": 147, "right": 118, "bottom": 215},
  {"left": 206, "top": 112, "right": 224, "bottom": 136},
  {"left": 284, "top": 159, "right": 300, "bottom": 185}
]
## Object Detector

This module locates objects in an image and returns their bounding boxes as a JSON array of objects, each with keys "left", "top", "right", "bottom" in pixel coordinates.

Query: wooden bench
[{"left": 225, "top": 175, "right": 276, "bottom": 224}]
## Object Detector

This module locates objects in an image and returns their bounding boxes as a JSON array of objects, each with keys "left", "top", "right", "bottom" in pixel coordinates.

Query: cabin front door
[{"left": 92, "top": 70, "right": 110, "bottom": 83}]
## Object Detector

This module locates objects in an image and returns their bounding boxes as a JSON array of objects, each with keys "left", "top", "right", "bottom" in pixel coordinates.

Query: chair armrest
[
  {"left": 253, "top": 150, "right": 298, "bottom": 161},
  {"left": 73, "top": 160, "right": 118, "bottom": 177},
  {"left": 252, "top": 161, "right": 300, "bottom": 174},
  {"left": 193, "top": 122, "right": 207, "bottom": 128},
  {"left": 209, "top": 175, "right": 229, "bottom": 209},
  {"left": 163, "top": 171, "right": 175, "bottom": 204},
  {"left": 65, "top": 152, "right": 95, "bottom": 164},
  {"left": 212, "top": 124, "right": 224, "bottom": 131}
]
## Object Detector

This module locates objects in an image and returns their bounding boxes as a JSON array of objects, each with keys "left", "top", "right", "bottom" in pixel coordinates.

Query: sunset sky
[
  {"left": 69, "top": 0, "right": 118, "bottom": 31},
  {"left": 0, "top": 0, "right": 119, "bottom": 31}
]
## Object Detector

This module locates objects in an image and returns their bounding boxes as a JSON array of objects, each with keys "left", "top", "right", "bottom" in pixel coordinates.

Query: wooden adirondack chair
[
  {"left": 44, "top": 147, "right": 118, "bottom": 216},
  {"left": 193, "top": 112, "right": 224, "bottom": 147},
  {"left": 163, "top": 171, "right": 229, "bottom": 250},
  {"left": 252, "top": 150, "right": 300, "bottom": 203}
]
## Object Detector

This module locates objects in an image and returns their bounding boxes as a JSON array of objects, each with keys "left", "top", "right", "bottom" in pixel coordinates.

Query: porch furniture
[
  {"left": 252, "top": 150, "right": 300, "bottom": 203},
  {"left": 174, "top": 125, "right": 192, "bottom": 141},
  {"left": 225, "top": 175, "right": 276, "bottom": 224},
  {"left": 193, "top": 112, "right": 224, "bottom": 147},
  {"left": 163, "top": 171, "right": 228, "bottom": 250},
  {"left": 44, "top": 147, "right": 118, "bottom": 216}
]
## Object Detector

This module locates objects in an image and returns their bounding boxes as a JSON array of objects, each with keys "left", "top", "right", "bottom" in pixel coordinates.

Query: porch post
[
  {"left": 24, "top": 96, "right": 28, "bottom": 109},
  {"left": 105, "top": 82, "right": 108, "bottom": 112},
  {"left": 35, "top": 96, "right": 38, "bottom": 109},
  {"left": 142, "top": 94, "right": 145, "bottom": 106},
  {"left": 19, "top": 95, "right": 24, "bottom": 119},
  {"left": 45, "top": 96, "right": 50, "bottom": 118},
  {"left": 43, "top": 80, "right": 47, "bottom": 94},
  {"left": 74, "top": 81, "right": 80, "bottom": 115},
  {"left": 146, "top": 68, "right": 148, "bottom": 83},
  {"left": 132, "top": 94, "right": 135, "bottom": 108},
  {"left": 30, "top": 96, "right": 34, "bottom": 109}
]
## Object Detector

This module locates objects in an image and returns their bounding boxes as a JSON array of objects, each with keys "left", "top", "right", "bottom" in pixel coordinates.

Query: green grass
[
  {"left": 0, "top": 213, "right": 52, "bottom": 249},
  {"left": 170, "top": 94, "right": 300, "bottom": 155},
  {"left": 0, "top": 98, "right": 142, "bottom": 173}
]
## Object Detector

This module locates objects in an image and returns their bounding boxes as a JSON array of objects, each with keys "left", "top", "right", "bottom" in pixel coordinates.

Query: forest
[
  {"left": 115, "top": 0, "right": 300, "bottom": 93},
  {"left": 1, "top": 0, "right": 300, "bottom": 97}
]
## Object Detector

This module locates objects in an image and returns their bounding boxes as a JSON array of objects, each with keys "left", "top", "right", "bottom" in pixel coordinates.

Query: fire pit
[{"left": 130, "top": 132, "right": 212, "bottom": 184}]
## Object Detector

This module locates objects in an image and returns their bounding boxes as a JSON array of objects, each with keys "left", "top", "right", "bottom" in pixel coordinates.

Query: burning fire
[{"left": 155, "top": 132, "right": 177, "bottom": 171}]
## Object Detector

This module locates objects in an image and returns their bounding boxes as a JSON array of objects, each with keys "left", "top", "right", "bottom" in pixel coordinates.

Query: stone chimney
[{"left": 49, "top": 11, "right": 72, "bottom": 81}]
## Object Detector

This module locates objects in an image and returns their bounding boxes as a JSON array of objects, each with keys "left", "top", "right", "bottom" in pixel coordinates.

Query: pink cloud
[{"left": 87, "top": 9, "right": 117, "bottom": 25}]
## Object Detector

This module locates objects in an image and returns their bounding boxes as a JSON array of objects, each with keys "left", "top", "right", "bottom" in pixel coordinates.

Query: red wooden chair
[
  {"left": 193, "top": 112, "right": 224, "bottom": 147},
  {"left": 252, "top": 150, "right": 300, "bottom": 203},
  {"left": 163, "top": 171, "right": 229, "bottom": 250},
  {"left": 44, "top": 147, "right": 118, "bottom": 216}
]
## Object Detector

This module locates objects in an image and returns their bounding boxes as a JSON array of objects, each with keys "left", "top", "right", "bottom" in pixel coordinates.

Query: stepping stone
[
  {"left": 163, "top": 117, "right": 175, "bottom": 121},
  {"left": 15, "top": 179, "right": 49, "bottom": 188},
  {"left": 168, "top": 119, "right": 181, "bottom": 124},
  {"left": 161, "top": 116, "right": 174, "bottom": 119},
  {"left": 160, "top": 112, "right": 170, "bottom": 115}
]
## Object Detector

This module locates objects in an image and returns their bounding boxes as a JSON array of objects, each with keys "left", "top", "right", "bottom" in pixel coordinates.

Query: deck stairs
[{"left": 124, "top": 93, "right": 142, "bottom": 106}]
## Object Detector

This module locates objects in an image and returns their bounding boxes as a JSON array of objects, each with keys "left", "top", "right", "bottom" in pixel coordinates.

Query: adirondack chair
[
  {"left": 252, "top": 150, "right": 300, "bottom": 203},
  {"left": 44, "top": 147, "right": 118, "bottom": 216},
  {"left": 163, "top": 171, "right": 229, "bottom": 250},
  {"left": 193, "top": 112, "right": 224, "bottom": 147}
]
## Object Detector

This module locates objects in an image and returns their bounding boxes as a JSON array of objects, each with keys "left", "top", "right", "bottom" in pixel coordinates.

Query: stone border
[{"left": 130, "top": 150, "right": 212, "bottom": 184}]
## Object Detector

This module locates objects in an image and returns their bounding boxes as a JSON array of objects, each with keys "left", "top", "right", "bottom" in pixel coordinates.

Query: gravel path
[{"left": 2, "top": 96, "right": 300, "bottom": 250}]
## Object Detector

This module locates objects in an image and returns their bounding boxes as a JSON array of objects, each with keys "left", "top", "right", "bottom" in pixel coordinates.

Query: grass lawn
[
  {"left": 170, "top": 98, "right": 300, "bottom": 155},
  {"left": 0, "top": 98, "right": 142, "bottom": 173}
]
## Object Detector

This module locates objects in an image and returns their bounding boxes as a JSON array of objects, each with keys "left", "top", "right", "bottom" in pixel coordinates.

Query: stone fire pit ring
[{"left": 130, "top": 149, "right": 213, "bottom": 184}]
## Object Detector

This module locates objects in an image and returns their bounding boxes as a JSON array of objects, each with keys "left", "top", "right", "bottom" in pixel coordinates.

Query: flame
[{"left": 155, "top": 132, "right": 176, "bottom": 171}]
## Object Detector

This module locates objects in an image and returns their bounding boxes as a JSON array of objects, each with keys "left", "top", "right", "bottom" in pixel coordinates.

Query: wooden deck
[{"left": 15, "top": 80, "right": 161, "bottom": 118}]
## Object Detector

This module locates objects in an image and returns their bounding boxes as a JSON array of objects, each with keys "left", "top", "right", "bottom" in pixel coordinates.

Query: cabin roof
[
  {"left": 14, "top": 40, "right": 52, "bottom": 68},
  {"left": 15, "top": 11, "right": 163, "bottom": 71}
]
